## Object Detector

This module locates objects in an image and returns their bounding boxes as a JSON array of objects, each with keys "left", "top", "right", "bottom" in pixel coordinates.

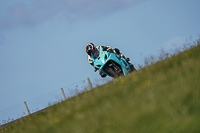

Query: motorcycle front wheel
[{"left": 107, "top": 67, "right": 119, "bottom": 78}]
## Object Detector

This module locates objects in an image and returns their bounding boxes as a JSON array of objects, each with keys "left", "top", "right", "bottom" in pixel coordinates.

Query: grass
[{"left": 1, "top": 40, "right": 200, "bottom": 133}]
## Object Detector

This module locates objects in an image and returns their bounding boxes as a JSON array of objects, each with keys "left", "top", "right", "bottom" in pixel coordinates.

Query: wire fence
[
  {"left": 0, "top": 75, "right": 113, "bottom": 127},
  {"left": 0, "top": 103, "right": 28, "bottom": 125}
]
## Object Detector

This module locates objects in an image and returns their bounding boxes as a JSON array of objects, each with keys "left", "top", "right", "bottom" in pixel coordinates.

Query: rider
[{"left": 86, "top": 43, "right": 134, "bottom": 77}]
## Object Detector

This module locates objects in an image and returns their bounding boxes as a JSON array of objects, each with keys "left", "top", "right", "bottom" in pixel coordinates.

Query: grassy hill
[{"left": 1, "top": 40, "right": 200, "bottom": 133}]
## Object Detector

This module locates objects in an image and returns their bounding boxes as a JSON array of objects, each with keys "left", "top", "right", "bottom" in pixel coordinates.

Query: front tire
[{"left": 107, "top": 67, "right": 119, "bottom": 78}]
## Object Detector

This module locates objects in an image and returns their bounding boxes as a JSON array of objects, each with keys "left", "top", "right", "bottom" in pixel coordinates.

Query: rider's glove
[{"left": 126, "top": 57, "right": 130, "bottom": 62}]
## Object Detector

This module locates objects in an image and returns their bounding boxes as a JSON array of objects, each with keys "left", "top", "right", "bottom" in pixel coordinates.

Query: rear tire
[
  {"left": 131, "top": 65, "right": 137, "bottom": 72},
  {"left": 129, "top": 63, "right": 137, "bottom": 72}
]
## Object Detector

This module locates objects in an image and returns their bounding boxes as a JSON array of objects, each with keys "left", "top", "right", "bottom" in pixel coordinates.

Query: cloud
[{"left": 0, "top": 0, "right": 144, "bottom": 31}]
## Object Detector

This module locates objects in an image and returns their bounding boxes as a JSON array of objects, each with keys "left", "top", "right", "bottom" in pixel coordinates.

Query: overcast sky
[{"left": 0, "top": 0, "right": 200, "bottom": 113}]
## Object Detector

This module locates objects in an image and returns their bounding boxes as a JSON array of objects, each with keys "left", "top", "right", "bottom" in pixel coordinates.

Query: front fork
[{"left": 110, "top": 61, "right": 121, "bottom": 73}]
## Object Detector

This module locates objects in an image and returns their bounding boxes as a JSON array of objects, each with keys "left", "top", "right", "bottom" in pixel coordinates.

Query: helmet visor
[{"left": 91, "top": 48, "right": 99, "bottom": 59}]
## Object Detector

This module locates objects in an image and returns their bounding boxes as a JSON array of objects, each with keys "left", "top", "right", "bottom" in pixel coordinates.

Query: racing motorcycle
[{"left": 91, "top": 47, "right": 136, "bottom": 78}]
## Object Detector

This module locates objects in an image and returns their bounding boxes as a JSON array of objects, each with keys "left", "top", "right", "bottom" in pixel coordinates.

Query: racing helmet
[
  {"left": 86, "top": 43, "right": 99, "bottom": 58},
  {"left": 86, "top": 43, "right": 95, "bottom": 56}
]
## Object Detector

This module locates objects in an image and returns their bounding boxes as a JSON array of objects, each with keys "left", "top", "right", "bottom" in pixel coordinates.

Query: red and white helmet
[{"left": 86, "top": 43, "right": 95, "bottom": 56}]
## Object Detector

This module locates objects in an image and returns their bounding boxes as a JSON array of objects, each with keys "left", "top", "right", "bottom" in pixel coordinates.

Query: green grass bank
[{"left": 1, "top": 41, "right": 200, "bottom": 133}]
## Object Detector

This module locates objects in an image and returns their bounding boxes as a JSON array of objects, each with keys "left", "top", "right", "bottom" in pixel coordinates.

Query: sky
[{"left": 0, "top": 0, "right": 200, "bottom": 112}]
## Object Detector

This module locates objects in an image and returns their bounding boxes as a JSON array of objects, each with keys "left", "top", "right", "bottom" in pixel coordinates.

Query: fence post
[
  {"left": 151, "top": 56, "right": 155, "bottom": 64},
  {"left": 87, "top": 77, "right": 93, "bottom": 89},
  {"left": 24, "top": 101, "right": 30, "bottom": 115},
  {"left": 61, "top": 88, "right": 67, "bottom": 101}
]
